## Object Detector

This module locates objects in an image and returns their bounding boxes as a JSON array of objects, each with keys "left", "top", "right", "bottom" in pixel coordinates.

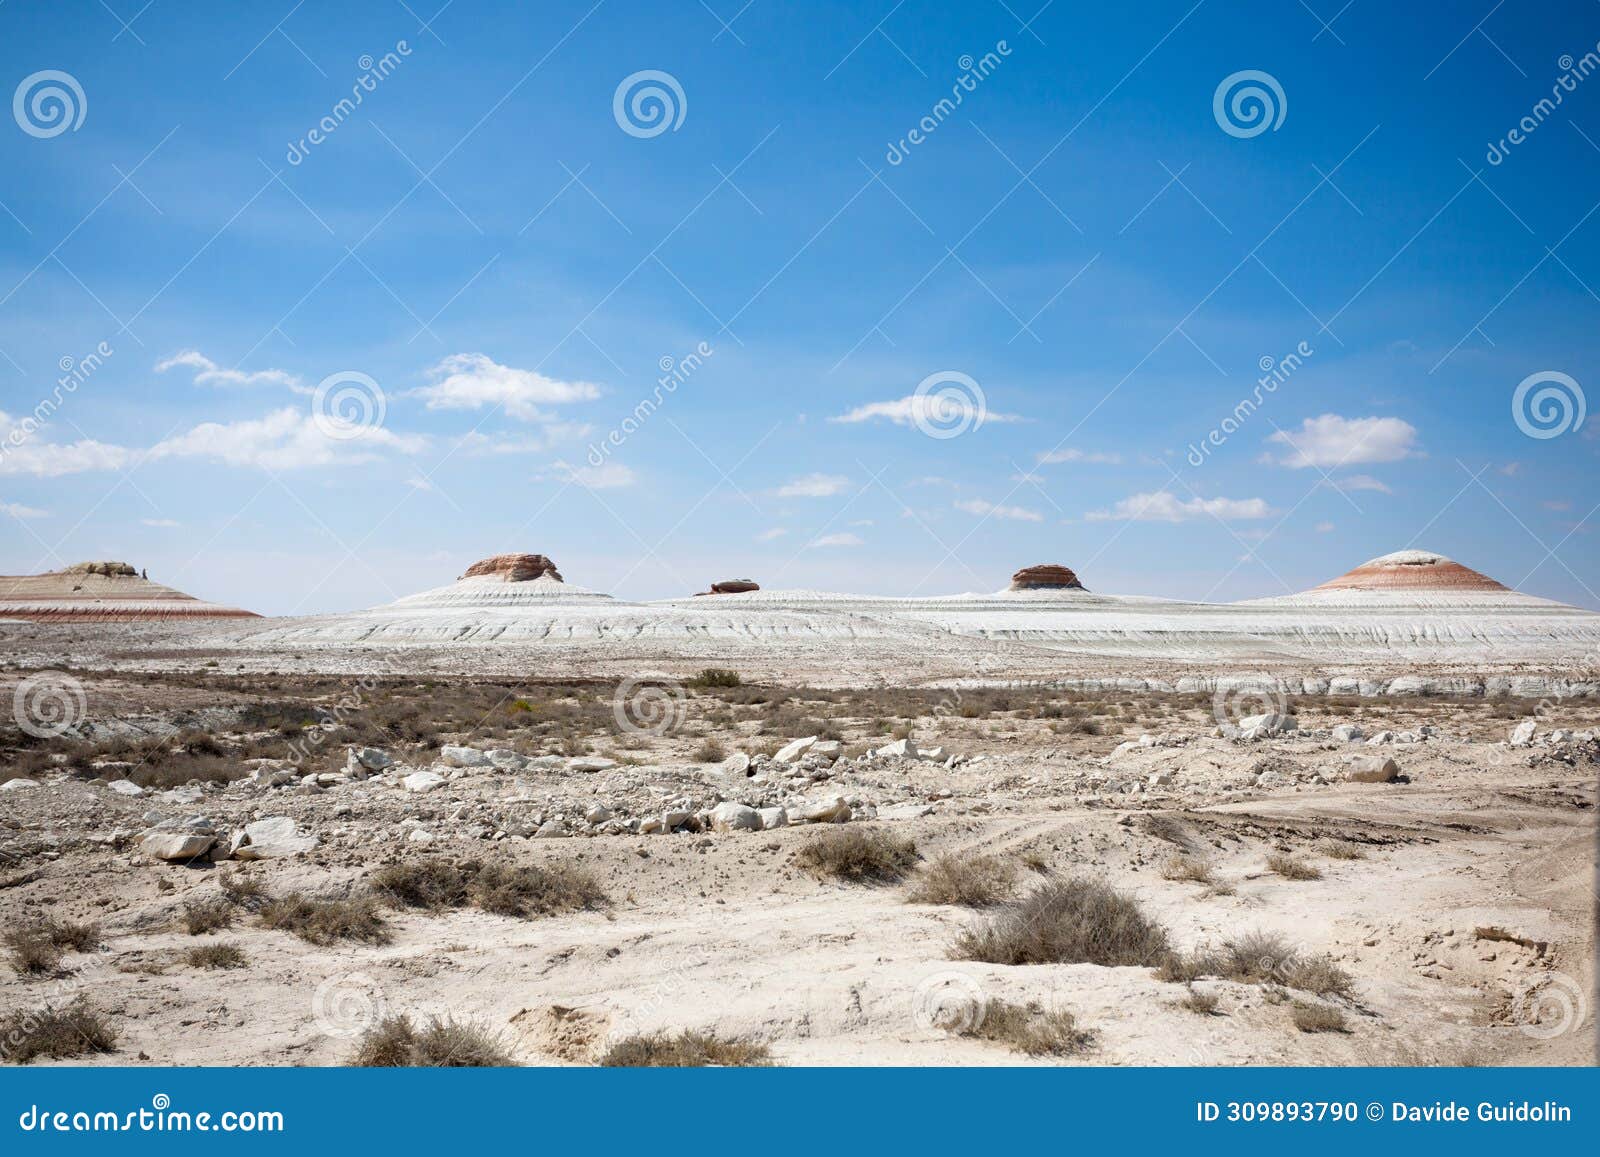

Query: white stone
[
  {"left": 403, "top": 770, "right": 447, "bottom": 793},
  {"left": 873, "top": 737, "right": 918, "bottom": 759},
  {"left": 774, "top": 736, "right": 818, "bottom": 763},
  {"left": 722, "top": 752, "right": 752, "bottom": 776},
  {"left": 584, "top": 803, "right": 613, "bottom": 824},
  {"left": 231, "top": 816, "right": 318, "bottom": 860},
  {"left": 140, "top": 830, "right": 215, "bottom": 861},
  {"left": 106, "top": 779, "right": 145, "bottom": 797},
  {"left": 407, "top": 828, "right": 435, "bottom": 843},
  {"left": 0, "top": 777, "right": 40, "bottom": 792},
  {"left": 1508, "top": 720, "right": 1537, "bottom": 747},
  {"left": 568, "top": 757, "right": 617, "bottom": 773},
  {"left": 795, "top": 794, "right": 851, "bottom": 824},
  {"left": 1331, "top": 724, "right": 1363, "bottom": 743},
  {"left": 353, "top": 747, "right": 393, "bottom": 771},
  {"left": 439, "top": 745, "right": 491, "bottom": 768},
  {"left": 756, "top": 806, "right": 789, "bottom": 830},
  {"left": 709, "top": 802, "right": 761, "bottom": 832}
]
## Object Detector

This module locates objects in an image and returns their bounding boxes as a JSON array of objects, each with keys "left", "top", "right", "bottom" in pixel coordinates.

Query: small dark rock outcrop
[
  {"left": 1009, "top": 564, "right": 1086, "bottom": 592},
  {"left": 696, "top": 579, "right": 761, "bottom": 596},
  {"left": 460, "top": 554, "right": 564, "bottom": 583}
]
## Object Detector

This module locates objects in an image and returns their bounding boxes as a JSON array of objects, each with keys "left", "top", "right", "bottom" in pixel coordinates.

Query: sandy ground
[{"left": 0, "top": 666, "right": 1593, "bottom": 1067}]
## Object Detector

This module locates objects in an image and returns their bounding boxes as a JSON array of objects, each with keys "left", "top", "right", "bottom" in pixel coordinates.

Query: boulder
[
  {"left": 351, "top": 747, "right": 393, "bottom": 772},
  {"left": 709, "top": 802, "right": 761, "bottom": 832},
  {"left": 568, "top": 757, "right": 617, "bottom": 773},
  {"left": 774, "top": 736, "right": 818, "bottom": 764},
  {"left": 403, "top": 770, "right": 447, "bottom": 793},
  {"left": 230, "top": 816, "right": 318, "bottom": 860},
  {"left": 873, "top": 737, "right": 918, "bottom": 759},
  {"left": 488, "top": 749, "right": 529, "bottom": 771},
  {"left": 662, "top": 808, "right": 695, "bottom": 831},
  {"left": 1008, "top": 564, "right": 1086, "bottom": 591},
  {"left": 106, "top": 779, "right": 145, "bottom": 797},
  {"left": 795, "top": 794, "right": 851, "bottom": 824},
  {"left": 810, "top": 740, "right": 843, "bottom": 760},
  {"left": 0, "top": 778, "right": 40, "bottom": 792},
  {"left": 1508, "top": 720, "right": 1537, "bottom": 747},
  {"left": 439, "top": 745, "right": 491, "bottom": 768},
  {"left": 1346, "top": 756, "right": 1400, "bottom": 783},
  {"left": 698, "top": 579, "right": 760, "bottom": 595},
  {"left": 140, "top": 826, "right": 217, "bottom": 862},
  {"left": 722, "top": 752, "right": 752, "bottom": 776},
  {"left": 460, "top": 553, "right": 562, "bottom": 582},
  {"left": 584, "top": 803, "right": 613, "bottom": 825},
  {"left": 248, "top": 766, "right": 295, "bottom": 787},
  {"left": 1330, "top": 724, "right": 1363, "bottom": 743},
  {"left": 756, "top": 806, "right": 789, "bottom": 831}
]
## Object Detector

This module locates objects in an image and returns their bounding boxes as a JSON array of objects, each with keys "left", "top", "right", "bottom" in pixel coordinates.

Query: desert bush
[
  {"left": 219, "top": 871, "right": 272, "bottom": 911},
  {"left": 1315, "top": 839, "right": 1364, "bottom": 860},
  {"left": 182, "top": 898, "right": 235, "bottom": 935},
  {"left": 688, "top": 668, "right": 742, "bottom": 689},
  {"left": 1281, "top": 954, "right": 1356, "bottom": 999},
  {"left": 965, "top": 1000, "right": 1093, "bottom": 1056},
  {"left": 5, "top": 918, "right": 99, "bottom": 975},
  {"left": 467, "top": 861, "right": 607, "bottom": 919},
  {"left": 1159, "top": 855, "right": 1215, "bottom": 885},
  {"left": 0, "top": 1001, "right": 117, "bottom": 1064},
  {"left": 1181, "top": 986, "right": 1220, "bottom": 1015},
  {"left": 1290, "top": 1001, "right": 1348, "bottom": 1033},
  {"left": 185, "top": 943, "right": 247, "bottom": 969},
  {"left": 1266, "top": 853, "right": 1322, "bottom": 881},
  {"left": 905, "top": 853, "right": 1017, "bottom": 907},
  {"left": 352, "top": 1015, "right": 514, "bottom": 1067},
  {"left": 1157, "top": 931, "right": 1354, "bottom": 1000},
  {"left": 599, "top": 1029, "right": 772, "bottom": 1067},
  {"left": 371, "top": 860, "right": 468, "bottom": 910},
  {"left": 261, "top": 893, "right": 390, "bottom": 945},
  {"left": 692, "top": 738, "right": 727, "bottom": 763},
  {"left": 795, "top": 829, "right": 918, "bottom": 884},
  {"left": 955, "top": 878, "right": 1170, "bottom": 967}
]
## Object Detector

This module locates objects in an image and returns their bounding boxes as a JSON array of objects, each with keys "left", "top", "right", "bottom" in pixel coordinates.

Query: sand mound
[{"left": 0, "top": 561, "right": 256, "bottom": 621}]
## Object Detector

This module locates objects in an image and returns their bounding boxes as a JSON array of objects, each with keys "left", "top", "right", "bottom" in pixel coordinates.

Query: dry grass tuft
[
  {"left": 795, "top": 828, "right": 918, "bottom": 884},
  {"left": 1314, "top": 839, "right": 1364, "bottom": 860},
  {"left": 371, "top": 859, "right": 607, "bottom": 919},
  {"left": 185, "top": 942, "right": 247, "bottom": 969},
  {"left": 954, "top": 877, "right": 1169, "bottom": 967},
  {"left": 261, "top": 892, "right": 390, "bottom": 945},
  {"left": 219, "top": 871, "right": 272, "bottom": 912},
  {"left": 599, "top": 1029, "right": 773, "bottom": 1067},
  {"left": 0, "top": 1001, "right": 117, "bottom": 1063},
  {"left": 1290, "top": 1001, "right": 1349, "bottom": 1033},
  {"left": 1266, "top": 853, "right": 1322, "bottom": 881},
  {"left": 1156, "top": 930, "right": 1354, "bottom": 1000},
  {"left": 351, "top": 1014, "right": 515, "bottom": 1067},
  {"left": 1159, "top": 854, "right": 1215, "bottom": 885},
  {"left": 692, "top": 738, "right": 728, "bottom": 763},
  {"left": 182, "top": 898, "right": 235, "bottom": 935},
  {"left": 905, "top": 853, "right": 1017, "bottom": 907},
  {"left": 5, "top": 918, "right": 100, "bottom": 975},
  {"left": 1182, "top": 986, "right": 1221, "bottom": 1015},
  {"left": 966, "top": 1000, "right": 1094, "bottom": 1056}
]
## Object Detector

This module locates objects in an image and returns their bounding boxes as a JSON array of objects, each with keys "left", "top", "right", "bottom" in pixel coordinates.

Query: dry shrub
[
  {"left": 795, "top": 828, "right": 918, "bottom": 884},
  {"left": 261, "top": 893, "right": 390, "bottom": 945},
  {"left": 1290, "top": 1001, "right": 1348, "bottom": 1033},
  {"left": 185, "top": 942, "right": 247, "bottom": 969},
  {"left": 955, "top": 878, "right": 1169, "bottom": 967},
  {"left": 5, "top": 918, "right": 100, "bottom": 975},
  {"left": 1182, "top": 986, "right": 1220, "bottom": 1015},
  {"left": 371, "top": 859, "right": 606, "bottom": 919},
  {"left": 966, "top": 1000, "right": 1093, "bottom": 1056},
  {"left": 219, "top": 871, "right": 272, "bottom": 911},
  {"left": 692, "top": 738, "right": 728, "bottom": 763},
  {"left": 182, "top": 898, "right": 235, "bottom": 935},
  {"left": 1281, "top": 954, "right": 1355, "bottom": 999},
  {"left": 1266, "top": 853, "right": 1322, "bottom": 881},
  {"left": 0, "top": 1001, "right": 117, "bottom": 1063},
  {"left": 1315, "top": 839, "right": 1364, "bottom": 860},
  {"left": 687, "top": 668, "right": 742, "bottom": 689},
  {"left": 1157, "top": 931, "right": 1354, "bottom": 1000},
  {"left": 352, "top": 1015, "right": 515, "bottom": 1067},
  {"left": 599, "top": 1029, "right": 772, "bottom": 1067},
  {"left": 1159, "top": 855, "right": 1215, "bottom": 885},
  {"left": 906, "top": 853, "right": 1017, "bottom": 907}
]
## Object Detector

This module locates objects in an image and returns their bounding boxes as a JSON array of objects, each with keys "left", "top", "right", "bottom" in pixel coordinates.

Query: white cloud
[
  {"left": 1086, "top": 491, "right": 1275, "bottom": 522},
  {"left": 149, "top": 409, "right": 425, "bottom": 470},
  {"left": 777, "top": 472, "right": 850, "bottom": 498},
  {"left": 808, "top": 532, "right": 863, "bottom": 547},
  {"left": 405, "top": 476, "right": 434, "bottom": 492},
  {"left": 1, "top": 500, "right": 48, "bottom": 518},
  {"left": 849, "top": 518, "right": 875, "bottom": 527},
  {"left": 156, "top": 349, "right": 304, "bottom": 391},
  {"left": 1037, "top": 448, "right": 1121, "bottom": 465},
  {"left": 140, "top": 517, "right": 180, "bottom": 527},
  {"left": 829, "top": 395, "right": 1022, "bottom": 428},
  {"left": 756, "top": 527, "right": 787, "bottom": 541},
  {"left": 412, "top": 353, "right": 601, "bottom": 421},
  {"left": 1315, "top": 521, "right": 1335, "bottom": 533},
  {"left": 545, "top": 460, "right": 636, "bottom": 489},
  {"left": 1010, "top": 471, "right": 1045, "bottom": 484},
  {"left": 954, "top": 498, "right": 1045, "bottom": 522},
  {"left": 1266, "top": 414, "right": 1419, "bottom": 468},
  {"left": 0, "top": 428, "right": 133, "bottom": 477},
  {"left": 451, "top": 426, "right": 590, "bottom": 457},
  {"left": 1325, "top": 473, "right": 1392, "bottom": 494}
]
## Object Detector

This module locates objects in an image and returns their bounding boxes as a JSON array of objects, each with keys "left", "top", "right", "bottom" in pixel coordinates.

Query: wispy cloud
[
  {"left": 412, "top": 353, "right": 601, "bottom": 421},
  {"left": 808, "top": 532, "right": 863, "bottom": 547},
  {"left": 156, "top": 349, "right": 304, "bottom": 391},
  {"left": 149, "top": 409, "right": 426, "bottom": 469},
  {"left": 1086, "top": 491, "right": 1275, "bottom": 522},
  {"left": 1037, "top": 448, "right": 1120, "bottom": 465},
  {"left": 954, "top": 498, "right": 1045, "bottom": 522},
  {"left": 1, "top": 499, "right": 49, "bottom": 518},
  {"left": 140, "top": 517, "right": 180, "bottom": 527},
  {"left": 1265, "top": 414, "right": 1419, "bottom": 468},
  {"left": 1323, "top": 473, "right": 1392, "bottom": 494},
  {"left": 756, "top": 527, "right": 787, "bottom": 541},
  {"left": 544, "top": 460, "right": 636, "bottom": 489},
  {"left": 830, "top": 395, "right": 1021, "bottom": 428},
  {"left": 776, "top": 472, "right": 850, "bottom": 498}
]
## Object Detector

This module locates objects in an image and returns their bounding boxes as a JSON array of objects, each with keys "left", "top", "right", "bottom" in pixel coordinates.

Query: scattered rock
[
  {"left": 568, "top": 757, "right": 617, "bottom": 773},
  {"left": 106, "top": 779, "right": 145, "bottom": 797},
  {"left": 1346, "top": 756, "right": 1400, "bottom": 783},
  {"left": 1331, "top": 724, "right": 1363, "bottom": 743},
  {"left": 403, "top": 770, "right": 448, "bottom": 793},
  {"left": 0, "top": 778, "right": 40, "bottom": 792},
  {"left": 794, "top": 794, "right": 851, "bottom": 824},
  {"left": 439, "top": 745, "right": 491, "bottom": 768},
  {"left": 756, "top": 806, "right": 789, "bottom": 831},
  {"left": 229, "top": 816, "right": 318, "bottom": 860},
  {"left": 1508, "top": 720, "right": 1537, "bottom": 747},
  {"left": 774, "top": 737, "right": 819, "bottom": 764},
  {"left": 709, "top": 802, "right": 761, "bottom": 832}
]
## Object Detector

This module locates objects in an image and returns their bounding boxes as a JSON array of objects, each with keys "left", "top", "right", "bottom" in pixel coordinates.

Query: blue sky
[{"left": 1, "top": 0, "right": 1597, "bottom": 615}]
